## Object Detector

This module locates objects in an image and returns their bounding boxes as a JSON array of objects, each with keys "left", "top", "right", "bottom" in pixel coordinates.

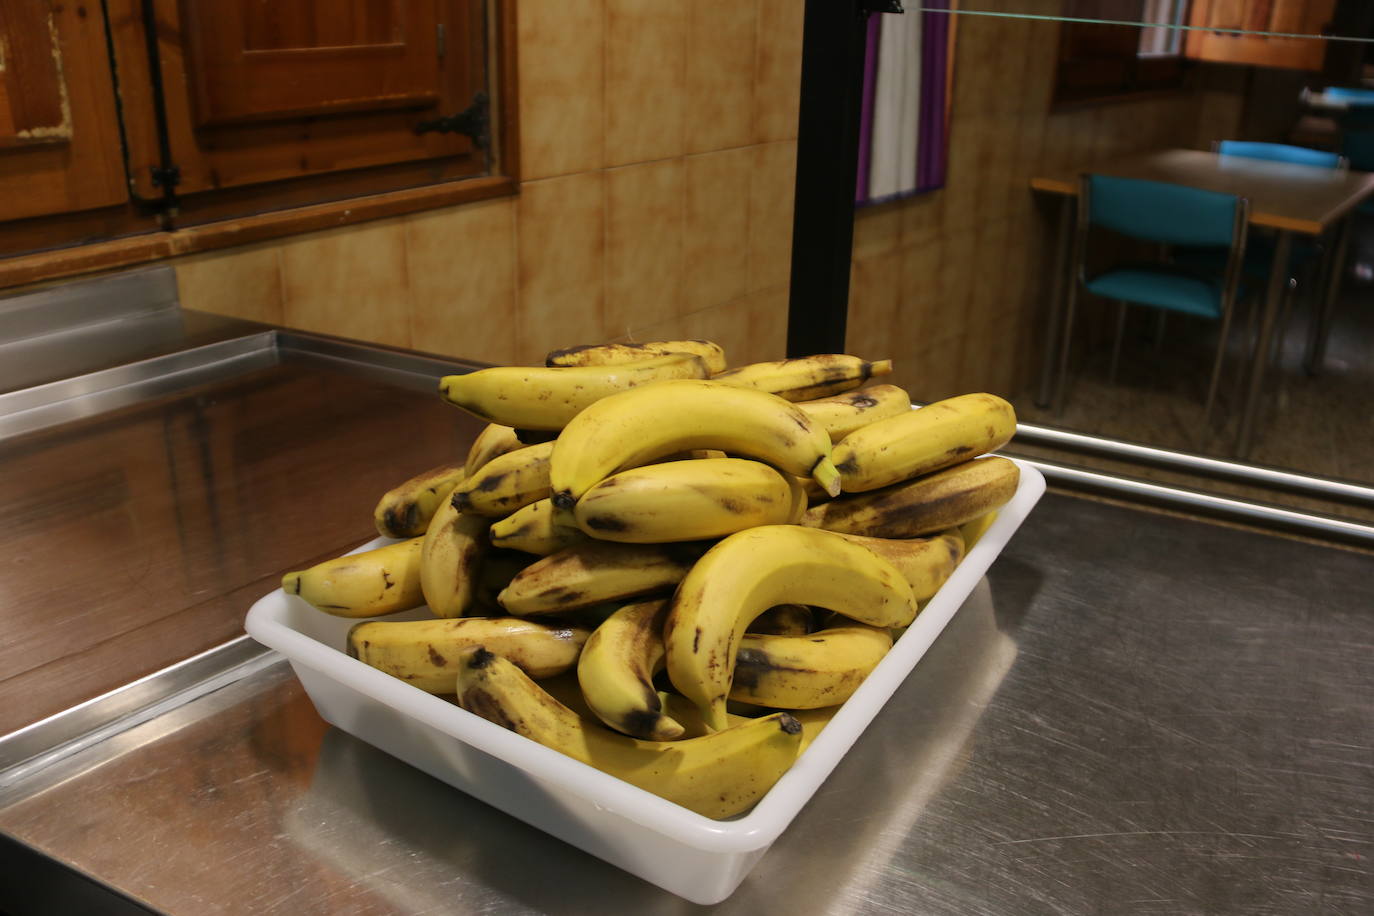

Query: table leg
[
  {"left": 1035, "top": 196, "right": 1073, "bottom": 408},
  {"left": 1304, "top": 215, "right": 1352, "bottom": 376},
  {"left": 1236, "top": 230, "right": 1293, "bottom": 459}
]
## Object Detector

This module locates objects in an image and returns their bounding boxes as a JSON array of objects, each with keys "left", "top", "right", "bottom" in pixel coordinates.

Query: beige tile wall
[
  {"left": 173, "top": 3, "right": 1243, "bottom": 401},
  {"left": 173, "top": 0, "right": 804, "bottom": 370}
]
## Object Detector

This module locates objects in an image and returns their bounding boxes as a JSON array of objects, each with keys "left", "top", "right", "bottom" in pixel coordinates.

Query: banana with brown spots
[
  {"left": 455, "top": 647, "right": 803, "bottom": 819},
  {"left": 802, "top": 456, "right": 1021, "bottom": 539},
  {"left": 489, "top": 497, "right": 593, "bottom": 555},
  {"left": 794, "top": 383, "right": 913, "bottom": 441},
  {"left": 281, "top": 537, "right": 426, "bottom": 618},
  {"left": 420, "top": 495, "right": 491, "bottom": 618},
  {"left": 347, "top": 616, "right": 589, "bottom": 693},
  {"left": 729, "top": 623, "right": 894, "bottom": 709},
  {"left": 372, "top": 463, "right": 469, "bottom": 538},
  {"left": 549, "top": 379, "right": 843, "bottom": 514},
  {"left": 576, "top": 599, "right": 684, "bottom": 740},
  {"left": 438, "top": 352, "right": 710, "bottom": 431},
  {"left": 497, "top": 540, "right": 708, "bottom": 616},
  {"left": 664, "top": 525, "right": 917, "bottom": 732},
  {"left": 545, "top": 339, "right": 728, "bottom": 374},
  {"left": 450, "top": 440, "right": 554, "bottom": 517},
  {"left": 464, "top": 423, "right": 524, "bottom": 475},
  {"left": 833, "top": 530, "right": 966, "bottom": 601},
  {"left": 709, "top": 354, "right": 893, "bottom": 401},
  {"left": 831, "top": 392, "right": 1017, "bottom": 493},
  {"left": 572, "top": 458, "right": 807, "bottom": 543}
]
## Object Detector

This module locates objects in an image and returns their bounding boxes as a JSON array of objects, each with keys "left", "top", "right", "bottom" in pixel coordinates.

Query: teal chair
[
  {"left": 1216, "top": 140, "right": 1345, "bottom": 170},
  {"left": 1323, "top": 86, "right": 1374, "bottom": 107},
  {"left": 1056, "top": 175, "right": 1250, "bottom": 426}
]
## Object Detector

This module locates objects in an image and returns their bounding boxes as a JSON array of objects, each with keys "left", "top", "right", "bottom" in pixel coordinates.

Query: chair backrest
[
  {"left": 1216, "top": 140, "right": 1344, "bottom": 170},
  {"left": 1324, "top": 86, "right": 1374, "bottom": 106},
  {"left": 1082, "top": 175, "right": 1242, "bottom": 248}
]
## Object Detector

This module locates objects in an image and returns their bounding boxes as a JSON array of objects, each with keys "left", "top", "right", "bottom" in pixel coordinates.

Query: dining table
[{"left": 1030, "top": 148, "right": 1374, "bottom": 457}]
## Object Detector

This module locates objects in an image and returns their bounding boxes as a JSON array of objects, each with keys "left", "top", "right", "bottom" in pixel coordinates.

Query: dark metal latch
[{"left": 415, "top": 91, "right": 489, "bottom": 149}]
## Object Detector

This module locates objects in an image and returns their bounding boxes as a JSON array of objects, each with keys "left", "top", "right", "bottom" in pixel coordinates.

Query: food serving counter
[{"left": 0, "top": 270, "right": 1370, "bottom": 914}]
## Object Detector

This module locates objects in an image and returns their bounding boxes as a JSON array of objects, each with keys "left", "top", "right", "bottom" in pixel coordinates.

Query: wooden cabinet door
[
  {"left": 0, "top": 1, "right": 129, "bottom": 221},
  {"left": 108, "top": 0, "right": 488, "bottom": 217},
  {"left": 1186, "top": 0, "right": 1337, "bottom": 70}
]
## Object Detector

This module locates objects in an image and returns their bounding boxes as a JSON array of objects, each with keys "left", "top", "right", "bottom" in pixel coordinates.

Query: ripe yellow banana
[
  {"left": 789, "top": 706, "right": 842, "bottom": 755},
  {"left": 795, "top": 384, "right": 913, "bottom": 442},
  {"left": 960, "top": 510, "right": 999, "bottom": 549},
  {"left": 549, "top": 379, "right": 842, "bottom": 513},
  {"left": 419, "top": 496, "right": 491, "bottom": 618},
  {"left": 464, "top": 424, "right": 523, "bottom": 475},
  {"left": 572, "top": 458, "right": 807, "bottom": 543},
  {"left": 730, "top": 623, "right": 893, "bottom": 709},
  {"left": 748, "top": 604, "right": 814, "bottom": 636},
  {"left": 832, "top": 392, "right": 1017, "bottom": 493},
  {"left": 347, "top": 616, "right": 589, "bottom": 692},
  {"left": 281, "top": 538, "right": 425, "bottom": 618},
  {"left": 710, "top": 354, "right": 892, "bottom": 401},
  {"left": 658, "top": 691, "right": 753, "bottom": 738},
  {"left": 664, "top": 525, "right": 917, "bottom": 731},
  {"left": 455, "top": 647, "right": 803, "bottom": 819},
  {"left": 546, "top": 339, "right": 728, "bottom": 374},
  {"left": 438, "top": 352, "right": 710, "bottom": 431},
  {"left": 449, "top": 441, "right": 553, "bottom": 517},
  {"left": 372, "top": 463, "right": 468, "bottom": 538},
  {"left": 802, "top": 456, "right": 1020, "bottom": 539},
  {"left": 498, "top": 541, "right": 706, "bottom": 616},
  {"left": 834, "top": 531, "right": 966, "bottom": 601},
  {"left": 489, "top": 498, "right": 593, "bottom": 555},
  {"left": 576, "top": 599, "right": 683, "bottom": 741}
]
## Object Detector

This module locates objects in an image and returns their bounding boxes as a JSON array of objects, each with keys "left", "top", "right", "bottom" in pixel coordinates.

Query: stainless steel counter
[
  {"left": 1, "top": 269, "right": 1371, "bottom": 914},
  {"left": 1, "top": 492, "right": 1370, "bottom": 914}
]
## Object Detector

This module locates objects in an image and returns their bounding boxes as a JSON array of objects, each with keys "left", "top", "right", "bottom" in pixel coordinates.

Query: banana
[
  {"left": 371, "top": 463, "right": 468, "bottom": 538},
  {"left": 420, "top": 496, "right": 491, "bottom": 618},
  {"left": 455, "top": 647, "right": 803, "bottom": 819},
  {"left": 347, "top": 617, "right": 589, "bottom": 692},
  {"left": 281, "top": 538, "right": 425, "bottom": 618},
  {"left": 498, "top": 540, "right": 707, "bottom": 616},
  {"left": 438, "top": 352, "right": 710, "bottom": 431},
  {"left": 664, "top": 525, "right": 917, "bottom": 731},
  {"left": 576, "top": 599, "right": 683, "bottom": 741},
  {"left": 450, "top": 441, "right": 553, "bottom": 517},
  {"left": 802, "top": 456, "right": 1020, "bottom": 539},
  {"left": 572, "top": 458, "right": 807, "bottom": 544},
  {"left": 834, "top": 531, "right": 965, "bottom": 601},
  {"left": 960, "top": 510, "right": 1000, "bottom": 549},
  {"left": 549, "top": 379, "right": 842, "bottom": 513},
  {"left": 729, "top": 624, "right": 893, "bottom": 709},
  {"left": 709, "top": 354, "right": 892, "bottom": 401},
  {"left": 748, "top": 604, "right": 814, "bottom": 637},
  {"left": 465, "top": 424, "right": 524, "bottom": 475},
  {"left": 659, "top": 691, "right": 753, "bottom": 738},
  {"left": 789, "top": 706, "right": 842, "bottom": 755},
  {"left": 546, "top": 339, "right": 728, "bottom": 374},
  {"left": 831, "top": 392, "right": 1017, "bottom": 493},
  {"left": 489, "top": 498, "right": 593, "bottom": 555},
  {"left": 795, "top": 384, "right": 913, "bottom": 441}
]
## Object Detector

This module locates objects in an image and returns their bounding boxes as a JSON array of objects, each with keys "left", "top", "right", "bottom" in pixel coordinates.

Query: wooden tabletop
[{"left": 1031, "top": 148, "right": 1374, "bottom": 235}]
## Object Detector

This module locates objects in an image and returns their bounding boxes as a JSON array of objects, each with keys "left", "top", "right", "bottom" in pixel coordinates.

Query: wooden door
[
  {"left": 107, "top": 0, "right": 489, "bottom": 220},
  {"left": 0, "top": 1, "right": 129, "bottom": 222},
  {"left": 1186, "top": 0, "right": 1338, "bottom": 70}
]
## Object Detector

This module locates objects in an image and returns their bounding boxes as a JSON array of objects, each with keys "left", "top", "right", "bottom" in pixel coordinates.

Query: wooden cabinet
[
  {"left": 1186, "top": 0, "right": 1338, "bottom": 70},
  {"left": 0, "top": 0, "right": 515, "bottom": 265},
  {"left": 0, "top": 1, "right": 129, "bottom": 222}
]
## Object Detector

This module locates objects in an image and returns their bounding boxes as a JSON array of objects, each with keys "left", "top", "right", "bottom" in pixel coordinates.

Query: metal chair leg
[
  {"left": 1109, "top": 301, "right": 1128, "bottom": 382},
  {"left": 1053, "top": 281, "right": 1081, "bottom": 415},
  {"left": 1204, "top": 304, "right": 1237, "bottom": 430}
]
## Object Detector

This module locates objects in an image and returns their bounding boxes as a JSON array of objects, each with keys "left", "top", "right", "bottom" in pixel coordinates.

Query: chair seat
[{"left": 1085, "top": 267, "right": 1227, "bottom": 319}]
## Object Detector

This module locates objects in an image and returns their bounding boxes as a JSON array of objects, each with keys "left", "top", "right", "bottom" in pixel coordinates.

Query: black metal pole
[{"left": 786, "top": 1, "right": 900, "bottom": 357}]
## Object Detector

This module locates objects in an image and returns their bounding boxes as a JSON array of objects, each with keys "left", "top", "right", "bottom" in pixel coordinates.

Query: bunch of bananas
[{"left": 281, "top": 340, "right": 1019, "bottom": 819}]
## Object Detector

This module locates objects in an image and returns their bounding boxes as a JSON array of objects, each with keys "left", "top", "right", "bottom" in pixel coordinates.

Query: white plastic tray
[{"left": 245, "top": 458, "right": 1045, "bottom": 904}]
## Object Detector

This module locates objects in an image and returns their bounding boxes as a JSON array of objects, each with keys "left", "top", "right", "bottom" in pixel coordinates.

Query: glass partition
[{"left": 845, "top": 2, "right": 1374, "bottom": 523}]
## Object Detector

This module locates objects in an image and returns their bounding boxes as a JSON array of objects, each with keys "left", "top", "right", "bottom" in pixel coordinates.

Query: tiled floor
[{"left": 1008, "top": 223, "right": 1374, "bottom": 527}]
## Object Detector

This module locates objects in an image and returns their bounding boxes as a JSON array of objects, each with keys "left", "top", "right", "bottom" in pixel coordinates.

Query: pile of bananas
[{"left": 281, "top": 340, "right": 1019, "bottom": 819}]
